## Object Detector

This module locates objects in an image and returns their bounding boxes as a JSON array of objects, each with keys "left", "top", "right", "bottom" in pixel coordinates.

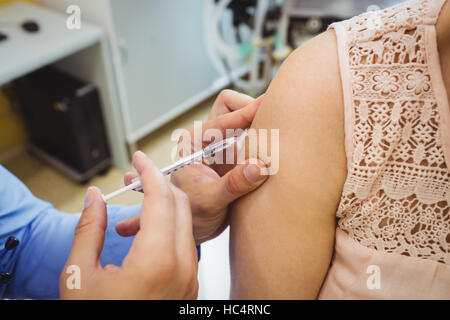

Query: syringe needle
[
  {"left": 101, "top": 134, "right": 244, "bottom": 202},
  {"left": 102, "top": 180, "right": 141, "bottom": 202}
]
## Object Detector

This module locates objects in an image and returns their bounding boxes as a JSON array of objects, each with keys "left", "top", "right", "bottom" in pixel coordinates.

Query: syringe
[{"left": 102, "top": 134, "right": 244, "bottom": 202}]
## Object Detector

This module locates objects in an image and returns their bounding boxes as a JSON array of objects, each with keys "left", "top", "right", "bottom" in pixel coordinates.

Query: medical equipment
[
  {"left": 102, "top": 134, "right": 244, "bottom": 202},
  {"left": 0, "top": 236, "right": 19, "bottom": 285},
  {"left": 13, "top": 66, "right": 111, "bottom": 185},
  {"left": 205, "top": 0, "right": 288, "bottom": 96},
  {"left": 280, "top": 0, "right": 404, "bottom": 48},
  {"left": 205, "top": 0, "right": 403, "bottom": 96}
]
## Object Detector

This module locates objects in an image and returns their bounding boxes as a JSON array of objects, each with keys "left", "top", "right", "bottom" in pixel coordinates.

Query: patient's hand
[{"left": 116, "top": 90, "right": 269, "bottom": 245}]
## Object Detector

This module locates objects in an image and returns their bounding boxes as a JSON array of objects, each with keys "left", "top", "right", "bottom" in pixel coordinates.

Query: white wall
[{"left": 198, "top": 228, "right": 231, "bottom": 300}]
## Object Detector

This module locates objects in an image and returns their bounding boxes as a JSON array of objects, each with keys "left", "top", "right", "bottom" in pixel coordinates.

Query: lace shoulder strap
[
  {"left": 328, "top": 0, "right": 450, "bottom": 264},
  {"left": 330, "top": 0, "right": 446, "bottom": 45},
  {"left": 329, "top": 0, "right": 449, "bottom": 202}
]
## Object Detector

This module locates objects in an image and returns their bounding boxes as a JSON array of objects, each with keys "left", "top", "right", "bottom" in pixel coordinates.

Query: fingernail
[
  {"left": 244, "top": 164, "right": 265, "bottom": 184},
  {"left": 135, "top": 150, "right": 144, "bottom": 158},
  {"left": 84, "top": 187, "right": 95, "bottom": 208},
  {"left": 132, "top": 151, "right": 142, "bottom": 167}
]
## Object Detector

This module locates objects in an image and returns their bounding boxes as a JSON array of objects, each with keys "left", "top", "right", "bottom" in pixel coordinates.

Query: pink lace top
[{"left": 319, "top": 0, "right": 450, "bottom": 299}]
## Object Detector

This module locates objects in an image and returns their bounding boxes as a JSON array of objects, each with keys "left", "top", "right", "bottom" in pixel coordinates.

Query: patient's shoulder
[
  {"left": 256, "top": 30, "right": 344, "bottom": 131},
  {"left": 249, "top": 29, "right": 347, "bottom": 211},
  {"left": 229, "top": 31, "right": 347, "bottom": 299},
  {"left": 284, "top": 29, "right": 340, "bottom": 73}
]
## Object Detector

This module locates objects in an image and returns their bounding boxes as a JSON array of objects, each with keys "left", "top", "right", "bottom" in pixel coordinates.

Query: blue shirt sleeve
[{"left": 0, "top": 165, "right": 141, "bottom": 299}]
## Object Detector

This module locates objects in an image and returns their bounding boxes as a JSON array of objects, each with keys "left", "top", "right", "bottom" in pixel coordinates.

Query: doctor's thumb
[
  {"left": 217, "top": 159, "right": 269, "bottom": 206},
  {"left": 69, "top": 187, "right": 108, "bottom": 268}
]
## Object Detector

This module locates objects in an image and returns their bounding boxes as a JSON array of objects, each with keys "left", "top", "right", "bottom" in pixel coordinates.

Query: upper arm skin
[{"left": 229, "top": 30, "right": 347, "bottom": 299}]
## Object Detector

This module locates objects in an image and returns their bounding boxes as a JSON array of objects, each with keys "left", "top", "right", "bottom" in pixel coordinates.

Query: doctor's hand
[
  {"left": 116, "top": 90, "right": 268, "bottom": 245},
  {"left": 60, "top": 151, "right": 198, "bottom": 300}
]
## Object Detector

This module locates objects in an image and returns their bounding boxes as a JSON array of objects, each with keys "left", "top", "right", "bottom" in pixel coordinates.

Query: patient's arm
[{"left": 229, "top": 30, "right": 347, "bottom": 299}]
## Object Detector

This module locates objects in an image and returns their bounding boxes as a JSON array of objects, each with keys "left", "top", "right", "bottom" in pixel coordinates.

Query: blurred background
[{"left": 0, "top": 0, "right": 402, "bottom": 299}]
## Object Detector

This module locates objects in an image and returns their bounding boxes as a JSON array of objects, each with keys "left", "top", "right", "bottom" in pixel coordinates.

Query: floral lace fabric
[{"left": 330, "top": 0, "right": 450, "bottom": 264}]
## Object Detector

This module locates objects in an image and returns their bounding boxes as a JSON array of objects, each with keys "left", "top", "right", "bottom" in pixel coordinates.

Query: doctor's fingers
[
  {"left": 115, "top": 183, "right": 197, "bottom": 260},
  {"left": 209, "top": 90, "right": 259, "bottom": 120},
  {"left": 124, "top": 151, "right": 181, "bottom": 269},
  {"left": 178, "top": 95, "right": 265, "bottom": 153},
  {"left": 123, "top": 183, "right": 195, "bottom": 280},
  {"left": 132, "top": 151, "right": 176, "bottom": 236},
  {"left": 115, "top": 170, "right": 143, "bottom": 237},
  {"left": 115, "top": 212, "right": 140, "bottom": 237},
  {"left": 120, "top": 171, "right": 195, "bottom": 248},
  {"left": 206, "top": 159, "right": 269, "bottom": 211},
  {"left": 169, "top": 183, "right": 199, "bottom": 298},
  {"left": 168, "top": 184, "right": 197, "bottom": 260},
  {"left": 123, "top": 171, "right": 143, "bottom": 192},
  {"left": 67, "top": 186, "right": 107, "bottom": 271},
  {"left": 117, "top": 154, "right": 192, "bottom": 237},
  {"left": 117, "top": 171, "right": 174, "bottom": 237},
  {"left": 129, "top": 184, "right": 197, "bottom": 299}
]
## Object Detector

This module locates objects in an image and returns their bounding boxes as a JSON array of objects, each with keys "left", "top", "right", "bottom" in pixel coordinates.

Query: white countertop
[{"left": 0, "top": 1, "right": 104, "bottom": 86}]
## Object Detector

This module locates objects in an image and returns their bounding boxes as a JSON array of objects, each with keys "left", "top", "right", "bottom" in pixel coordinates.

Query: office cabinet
[{"left": 37, "top": 0, "right": 229, "bottom": 148}]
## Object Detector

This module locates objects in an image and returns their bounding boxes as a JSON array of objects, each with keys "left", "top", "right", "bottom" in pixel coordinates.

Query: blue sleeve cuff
[
  {"left": 0, "top": 165, "right": 144, "bottom": 299},
  {"left": 1, "top": 203, "right": 141, "bottom": 299}
]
